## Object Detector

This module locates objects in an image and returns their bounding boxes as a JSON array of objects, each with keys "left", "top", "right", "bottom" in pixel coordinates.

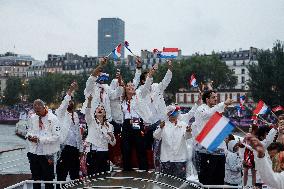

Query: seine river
[{"left": 0, "top": 124, "right": 30, "bottom": 174}]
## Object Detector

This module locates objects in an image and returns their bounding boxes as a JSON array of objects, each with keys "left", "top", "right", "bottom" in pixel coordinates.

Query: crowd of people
[
  {"left": 0, "top": 103, "right": 32, "bottom": 121},
  {"left": 24, "top": 57, "right": 284, "bottom": 189}
]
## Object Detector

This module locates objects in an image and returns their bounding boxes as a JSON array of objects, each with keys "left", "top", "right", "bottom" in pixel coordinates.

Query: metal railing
[{"left": 4, "top": 180, "right": 70, "bottom": 189}]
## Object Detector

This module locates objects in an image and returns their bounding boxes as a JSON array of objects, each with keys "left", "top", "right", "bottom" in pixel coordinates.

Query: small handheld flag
[
  {"left": 112, "top": 44, "right": 122, "bottom": 59},
  {"left": 253, "top": 100, "right": 269, "bottom": 115},
  {"left": 159, "top": 48, "right": 178, "bottom": 58},
  {"left": 189, "top": 74, "right": 198, "bottom": 88},
  {"left": 196, "top": 112, "right": 235, "bottom": 152}
]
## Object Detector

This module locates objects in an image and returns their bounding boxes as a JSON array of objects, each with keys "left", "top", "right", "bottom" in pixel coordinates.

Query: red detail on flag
[
  {"left": 116, "top": 44, "right": 122, "bottom": 53},
  {"left": 196, "top": 112, "right": 222, "bottom": 143},
  {"left": 162, "top": 48, "right": 179, "bottom": 52}
]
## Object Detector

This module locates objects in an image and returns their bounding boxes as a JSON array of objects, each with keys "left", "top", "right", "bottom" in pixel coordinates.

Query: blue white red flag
[
  {"left": 189, "top": 74, "right": 198, "bottom": 88},
  {"left": 196, "top": 112, "right": 235, "bottom": 152},
  {"left": 253, "top": 100, "right": 269, "bottom": 115},
  {"left": 112, "top": 44, "right": 122, "bottom": 59}
]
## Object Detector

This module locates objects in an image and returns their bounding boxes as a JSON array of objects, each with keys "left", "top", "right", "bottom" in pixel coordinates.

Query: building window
[
  {"left": 242, "top": 60, "right": 245, "bottom": 65},
  {"left": 241, "top": 69, "right": 245, "bottom": 74},
  {"left": 241, "top": 76, "right": 245, "bottom": 83},
  {"left": 233, "top": 60, "right": 236, "bottom": 66},
  {"left": 242, "top": 86, "right": 245, "bottom": 90}
]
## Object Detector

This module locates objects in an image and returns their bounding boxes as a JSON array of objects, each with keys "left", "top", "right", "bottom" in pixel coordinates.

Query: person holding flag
[
  {"left": 191, "top": 90, "right": 233, "bottom": 185},
  {"left": 81, "top": 57, "right": 124, "bottom": 122}
]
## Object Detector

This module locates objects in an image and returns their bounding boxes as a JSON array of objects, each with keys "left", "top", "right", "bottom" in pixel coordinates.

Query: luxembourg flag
[
  {"left": 189, "top": 74, "right": 198, "bottom": 88},
  {"left": 196, "top": 112, "right": 235, "bottom": 152},
  {"left": 253, "top": 100, "right": 270, "bottom": 115},
  {"left": 159, "top": 48, "right": 179, "bottom": 58},
  {"left": 112, "top": 44, "right": 122, "bottom": 59}
]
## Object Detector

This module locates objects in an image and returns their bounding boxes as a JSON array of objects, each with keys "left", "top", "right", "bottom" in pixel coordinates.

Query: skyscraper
[{"left": 98, "top": 18, "right": 125, "bottom": 58}]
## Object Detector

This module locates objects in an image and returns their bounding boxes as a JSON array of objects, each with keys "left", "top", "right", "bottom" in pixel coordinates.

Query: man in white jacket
[
  {"left": 81, "top": 58, "right": 124, "bottom": 121},
  {"left": 191, "top": 90, "right": 233, "bottom": 185},
  {"left": 26, "top": 99, "right": 60, "bottom": 189},
  {"left": 55, "top": 82, "right": 83, "bottom": 188}
]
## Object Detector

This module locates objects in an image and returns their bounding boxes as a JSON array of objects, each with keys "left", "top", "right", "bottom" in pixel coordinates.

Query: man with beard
[{"left": 191, "top": 90, "right": 233, "bottom": 185}]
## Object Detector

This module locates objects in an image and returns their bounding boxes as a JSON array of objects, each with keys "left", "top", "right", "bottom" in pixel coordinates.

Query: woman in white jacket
[
  {"left": 153, "top": 105, "right": 192, "bottom": 179},
  {"left": 85, "top": 95, "right": 116, "bottom": 175}
]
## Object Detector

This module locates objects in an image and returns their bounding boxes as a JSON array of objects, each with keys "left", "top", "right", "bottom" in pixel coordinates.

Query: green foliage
[
  {"left": 3, "top": 77, "right": 22, "bottom": 105},
  {"left": 154, "top": 55, "right": 237, "bottom": 97},
  {"left": 248, "top": 40, "right": 284, "bottom": 106}
]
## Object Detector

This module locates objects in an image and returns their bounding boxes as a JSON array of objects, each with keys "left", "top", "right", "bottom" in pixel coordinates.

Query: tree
[
  {"left": 153, "top": 55, "right": 237, "bottom": 102},
  {"left": 248, "top": 41, "right": 284, "bottom": 106},
  {"left": 3, "top": 77, "right": 22, "bottom": 105}
]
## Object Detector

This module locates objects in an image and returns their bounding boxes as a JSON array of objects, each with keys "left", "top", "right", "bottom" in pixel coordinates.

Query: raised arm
[
  {"left": 55, "top": 82, "right": 77, "bottom": 118},
  {"left": 246, "top": 133, "right": 284, "bottom": 189},
  {"left": 156, "top": 60, "right": 173, "bottom": 92},
  {"left": 133, "top": 58, "right": 143, "bottom": 89}
]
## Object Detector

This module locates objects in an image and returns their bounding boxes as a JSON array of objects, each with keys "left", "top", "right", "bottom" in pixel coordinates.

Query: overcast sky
[{"left": 0, "top": 0, "right": 283, "bottom": 60}]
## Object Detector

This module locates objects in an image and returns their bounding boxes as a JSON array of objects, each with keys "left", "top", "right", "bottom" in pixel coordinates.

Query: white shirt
[
  {"left": 122, "top": 98, "right": 140, "bottom": 120},
  {"left": 153, "top": 120, "right": 191, "bottom": 162},
  {"left": 85, "top": 108, "right": 116, "bottom": 151},
  {"left": 178, "top": 103, "right": 199, "bottom": 124},
  {"left": 148, "top": 69, "right": 172, "bottom": 123},
  {"left": 81, "top": 75, "right": 124, "bottom": 121},
  {"left": 55, "top": 94, "right": 83, "bottom": 152},
  {"left": 26, "top": 111, "right": 60, "bottom": 155}
]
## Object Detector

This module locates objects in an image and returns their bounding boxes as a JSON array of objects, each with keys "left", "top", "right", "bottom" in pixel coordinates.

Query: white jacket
[
  {"left": 85, "top": 108, "right": 116, "bottom": 151},
  {"left": 55, "top": 94, "right": 83, "bottom": 152},
  {"left": 255, "top": 152, "right": 284, "bottom": 189},
  {"left": 179, "top": 103, "right": 199, "bottom": 123},
  {"left": 191, "top": 102, "right": 225, "bottom": 140},
  {"left": 81, "top": 75, "right": 124, "bottom": 121},
  {"left": 132, "top": 76, "right": 153, "bottom": 124},
  {"left": 26, "top": 111, "right": 60, "bottom": 155},
  {"left": 149, "top": 69, "right": 172, "bottom": 123},
  {"left": 109, "top": 69, "right": 142, "bottom": 124},
  {"left": 153, "top": 120, "right": 191, "bottom": 162}
]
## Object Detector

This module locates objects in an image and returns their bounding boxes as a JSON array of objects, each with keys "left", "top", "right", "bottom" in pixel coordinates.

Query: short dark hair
[
  {"left": 202, "top": 90, "right": 216, "bottom": 104},
  {"left": 140, "top": 71, "right": 148, "bottom": 84},
  {"left": 267, "top": 142, "right": 284, "bottom": 152}
]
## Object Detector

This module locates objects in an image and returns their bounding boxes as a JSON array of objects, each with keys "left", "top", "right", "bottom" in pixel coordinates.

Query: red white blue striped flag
[{"left": 196, "top": 112, "right": 235, "bottom": 152}]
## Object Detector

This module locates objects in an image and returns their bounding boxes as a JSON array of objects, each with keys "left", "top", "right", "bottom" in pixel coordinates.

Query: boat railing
[{"left": 4, "top": 180, "right": 70, "bottom": 189}]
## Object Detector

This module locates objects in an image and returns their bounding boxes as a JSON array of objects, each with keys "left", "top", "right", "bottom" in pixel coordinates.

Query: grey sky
[{"left": 0, "top": 0, "right": 283, "bottom": 60}]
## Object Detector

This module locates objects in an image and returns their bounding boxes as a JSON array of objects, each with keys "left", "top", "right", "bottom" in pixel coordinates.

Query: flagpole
[
  {"left": 235, "top": 126, "right": 247, "bottom": 135},
  {"left": 271, "top": 111, "right": 279, "bottom": 121}
]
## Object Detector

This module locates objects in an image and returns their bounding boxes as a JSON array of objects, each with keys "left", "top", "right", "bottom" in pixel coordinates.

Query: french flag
[
  {"left": 112, "top": 44, "right": 122, "bottom": 59},
  {"left": 196, "top": 112, "right": 235, "bottom": 152},
  {"left": 253, "top": 100, "right": 269, "bottom": 115},
  {"left": 189, "top": 74, "right": 198, "bottom": 88},
  {"left": 159, "top": 48, "right": 179, "bottom": 58}
]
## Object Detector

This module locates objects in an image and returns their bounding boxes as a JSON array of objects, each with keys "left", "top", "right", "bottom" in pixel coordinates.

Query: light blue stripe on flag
[{"left": 207, "top": 122, "right": 235, "bottom": 152}]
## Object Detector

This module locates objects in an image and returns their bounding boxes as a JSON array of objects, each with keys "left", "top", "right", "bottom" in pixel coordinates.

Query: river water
[{"left": 0, "top": 124, "right": 30, "bottom": 174}]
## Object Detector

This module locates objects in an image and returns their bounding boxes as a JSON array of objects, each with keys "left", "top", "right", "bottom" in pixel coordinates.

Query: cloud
[{"left": 0, "top": 0, "right": 283, "bottom": 60}]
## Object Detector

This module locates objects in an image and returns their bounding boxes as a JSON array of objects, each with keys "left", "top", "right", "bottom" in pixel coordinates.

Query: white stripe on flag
[
  {"left": 259, "top": 105, "right": 268, "bottom": 114},
  {"left": 161, "top": 51, "right": 178, "bottom": 56},
  {"left": 200, "top": 117, "right": 229, "bottom": 148}
]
